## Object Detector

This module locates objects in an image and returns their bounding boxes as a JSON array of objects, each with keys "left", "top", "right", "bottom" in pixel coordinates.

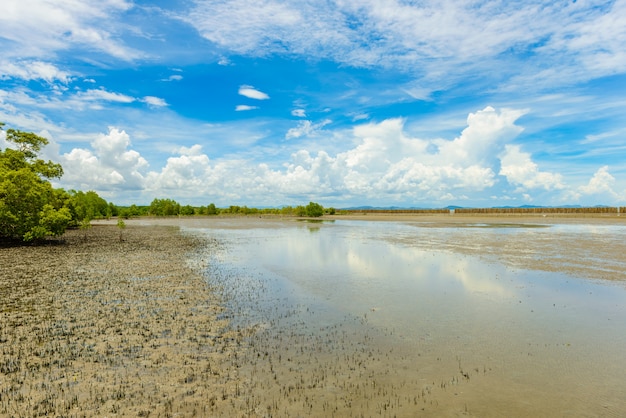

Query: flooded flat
[{"left": 186, "top": 218, "right": 626, "bottom": 417}]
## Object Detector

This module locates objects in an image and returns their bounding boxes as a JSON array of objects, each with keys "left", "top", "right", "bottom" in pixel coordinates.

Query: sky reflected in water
[{"left": 188, "top": 219, "right": 626, "bottom": 416}]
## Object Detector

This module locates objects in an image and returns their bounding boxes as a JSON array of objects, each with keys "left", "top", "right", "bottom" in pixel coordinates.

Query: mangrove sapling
[
  {"left": 80, "top": 217, "right": 92, "bottom": 241},
  {"left": 116, "top": 218, "right": 126, "bottom": 242}
]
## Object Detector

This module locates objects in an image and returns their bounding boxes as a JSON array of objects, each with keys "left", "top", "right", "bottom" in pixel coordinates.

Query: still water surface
[{"left": 186, "top": 219, "right": 626, "bottom": 416}]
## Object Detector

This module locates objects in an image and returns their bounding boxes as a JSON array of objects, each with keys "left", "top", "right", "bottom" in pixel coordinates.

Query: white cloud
[
  {"left": 162, "top": 75, "right": 183, "bottom": 82},
  {"left": 0, "top": 96, "right": 63, "bottom": 135},
  {"left": 218, "top": 57, "right": 232, "bottom": 66},
  {"left": 59, "top": 127, "right": 148, "bottom": 190},
  {"left": 178, "top": 144, "right": 204, "bottom": 156},
  {"left": 291, "top": 109, "right": 306, "bottom": 117},
  {"left": 331, "top": 109, "right": 522, "bottom": 200},
  {"left": 0, "top": 0, "right": 139, "bottom": 61},
  {"left": 351, "top": 113, "right": 370, "bottom": 122},
  {"left": 235, "top": 105, "right": 259, "bottom": 111},
  {"left": 582, "top": 129, "right": 624, "bottom": 144},
  {"left": 557, "top": 0, "right": 626, "bottom": 75},
  {"left": 49, "top": 107, "right": 622, "bottom": 207},
  {"left": 285, "top": 119, "right": 331, "bottom": 139},
  {"left": 0, "top": 129, "right": 8, "bottom": 149},
  {"left": 238, "top": 85, "right": 270, "bottom": 100},
  {"left": 0, "top": 60, "right": 71, "bottom": 83},
  {"left": 78, "top": 89, "right": 136, "bottom": 104},
  {"left": 185, "top": 0, "right": 626, "bottom": 90},
  {"left": 499, "top": 144, "right": 564, "bottom": 192},
  {"left": 145, "top": 147, "right": 212, "bottom": 192},
  {"left": 0, "top": 86, "right": 165, "bottom": 113},
  {"left": 436, "top": 106, "right": 527, "bottom": 166},
  {"left": 578, "top": 166, "right": 620, "bottom": 200},
  {"left": 143, "top": 96, "right": 168, "bottom": 107}
]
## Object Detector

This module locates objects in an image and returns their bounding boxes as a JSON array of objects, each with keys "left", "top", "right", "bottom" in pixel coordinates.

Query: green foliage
[
  {"left": 0, "top": 123, "right": 115, "bottom": 241},
  {"left": 117, "top": 218, "right": 126, "bottom": 242},
  {"left": 207, "top": 203, "right": 218, "bottom": 215},
  {"left": 23, "top": 205, "right": 72, "bottom": 241},
  {"left": 117, "top": 204, "right": 146, "bottom": 219},
  {"left": 0, "top": 124, "right": 73, "bottom": 241},
  {"left": 295, "top": 205, "right": 307, "bottom": 217},
  {"left": 180, "top": 204, "right": 195, "bottom": 216},
  {"left": 221, "top": 205, "right": 258, "bottom": 215},
  {"left": 280, "top": 206, "right": 294, "bottom": 215},
  {"left": 66, "top": 190, "right": 110, "bottom": 225},
  {"left": 305, "top": 201, "right": 324, "bottom": 217},
  {"left": 108, "top": 202, "right": 119, "bottom": 217},
  {"left": 149, "top": 198, "right": 181, "bottom": 216},
  {"left": 0, "top": 127, "right": 63, "bottom": 179},
  {"left": 79, "top": 216, "right": 92, "bottom": 240}
]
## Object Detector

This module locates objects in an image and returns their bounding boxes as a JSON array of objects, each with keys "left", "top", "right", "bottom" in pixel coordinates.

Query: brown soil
[{"left": 0, "top": 225, "right": 243, "bottom": 417}]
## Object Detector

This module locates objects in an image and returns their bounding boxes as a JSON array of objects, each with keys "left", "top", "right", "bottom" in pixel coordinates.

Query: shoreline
[
  {"left": 326, "top": 211, "right": 626, "bottom": 224},
  {"left": 97, "top": 211, "right": 626, "bottom": 226}
]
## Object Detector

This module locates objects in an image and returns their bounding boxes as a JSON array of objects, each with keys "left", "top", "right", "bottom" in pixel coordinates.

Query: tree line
[
  {"left": 142, "top": 199, "right": 332, "bottom": 218},
  {"left": 0, "top": 123, "right": 331, "bottom": 242}
]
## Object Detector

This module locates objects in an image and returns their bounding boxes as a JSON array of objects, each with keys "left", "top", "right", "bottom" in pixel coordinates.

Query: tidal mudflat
[
  {"left": 183, "top": 216, "right": 626, "bottom": 417},
  {"left": 2, "top": 216, "right": 626, "bottom": 417},
  {"left": 0, "top": 225, "right": 243, "bottom": 417}
]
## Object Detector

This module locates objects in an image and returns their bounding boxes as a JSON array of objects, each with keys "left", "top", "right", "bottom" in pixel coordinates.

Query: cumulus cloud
[
  {"left": 577, "top": 166, "right": 620, "bottom": 200},
  {"left": 178, "top": 144, "right": 204, "bottom": 156},
  {"left": 59, "top": 127, "right": 148, "bottom": 190},
  {"left": 52, "top": 106, "right": 611, "bottom": 207},
  {"left": 145, "top": 147, "right": 212, "bottom": 193},
  {"left": 331, "top": 109, "right": 522, "bottom": 200},
  {"left": 291, "top": 109, "right": 306, "bottom": 117},
  {"left": 499, "top": 144, "right": 564, "bottom": 191},
  {"left": 436, "top": 106, "right": 527, "bottom": 166},
  {"left": 238, "top": 85, "right": 270, "bottom": 100}
]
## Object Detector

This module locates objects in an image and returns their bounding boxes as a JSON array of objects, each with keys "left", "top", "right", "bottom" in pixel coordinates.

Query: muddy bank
[{"left": 0, "top": 225, "right": 243, "bottom": 416}]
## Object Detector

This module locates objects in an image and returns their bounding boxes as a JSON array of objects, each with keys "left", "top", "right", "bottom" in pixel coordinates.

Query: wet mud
[{"left": 2, "top": 217, "right": 625, "bottom": 417}]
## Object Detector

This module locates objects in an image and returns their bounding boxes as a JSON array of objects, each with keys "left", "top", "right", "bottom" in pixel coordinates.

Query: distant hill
[
  {"left": 340, "top": 204, "right": 616, "bottom": 211},
  {"left": 344, "top": 205, "right": 447, "bottom": 210}
]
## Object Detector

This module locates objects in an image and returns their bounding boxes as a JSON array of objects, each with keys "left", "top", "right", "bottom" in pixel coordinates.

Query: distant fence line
[
  {"left": 346, "top": 207, "right": 625, "bottom": 215},
  {"left": 346, "top": 209, "right": 451, "bottom": 214},
  {"left": 454, "top": 207, "right": 623, "bottom": 214}
]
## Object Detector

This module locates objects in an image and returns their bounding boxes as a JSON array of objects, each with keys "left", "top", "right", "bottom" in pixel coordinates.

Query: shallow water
[{"left": 187, "top": 219, "right": 626, "bottom": 417}]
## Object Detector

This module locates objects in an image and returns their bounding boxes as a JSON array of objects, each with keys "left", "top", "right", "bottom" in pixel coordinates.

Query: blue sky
[{"left": 1, "top": 0, "right": 625, "bottom": 208}]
